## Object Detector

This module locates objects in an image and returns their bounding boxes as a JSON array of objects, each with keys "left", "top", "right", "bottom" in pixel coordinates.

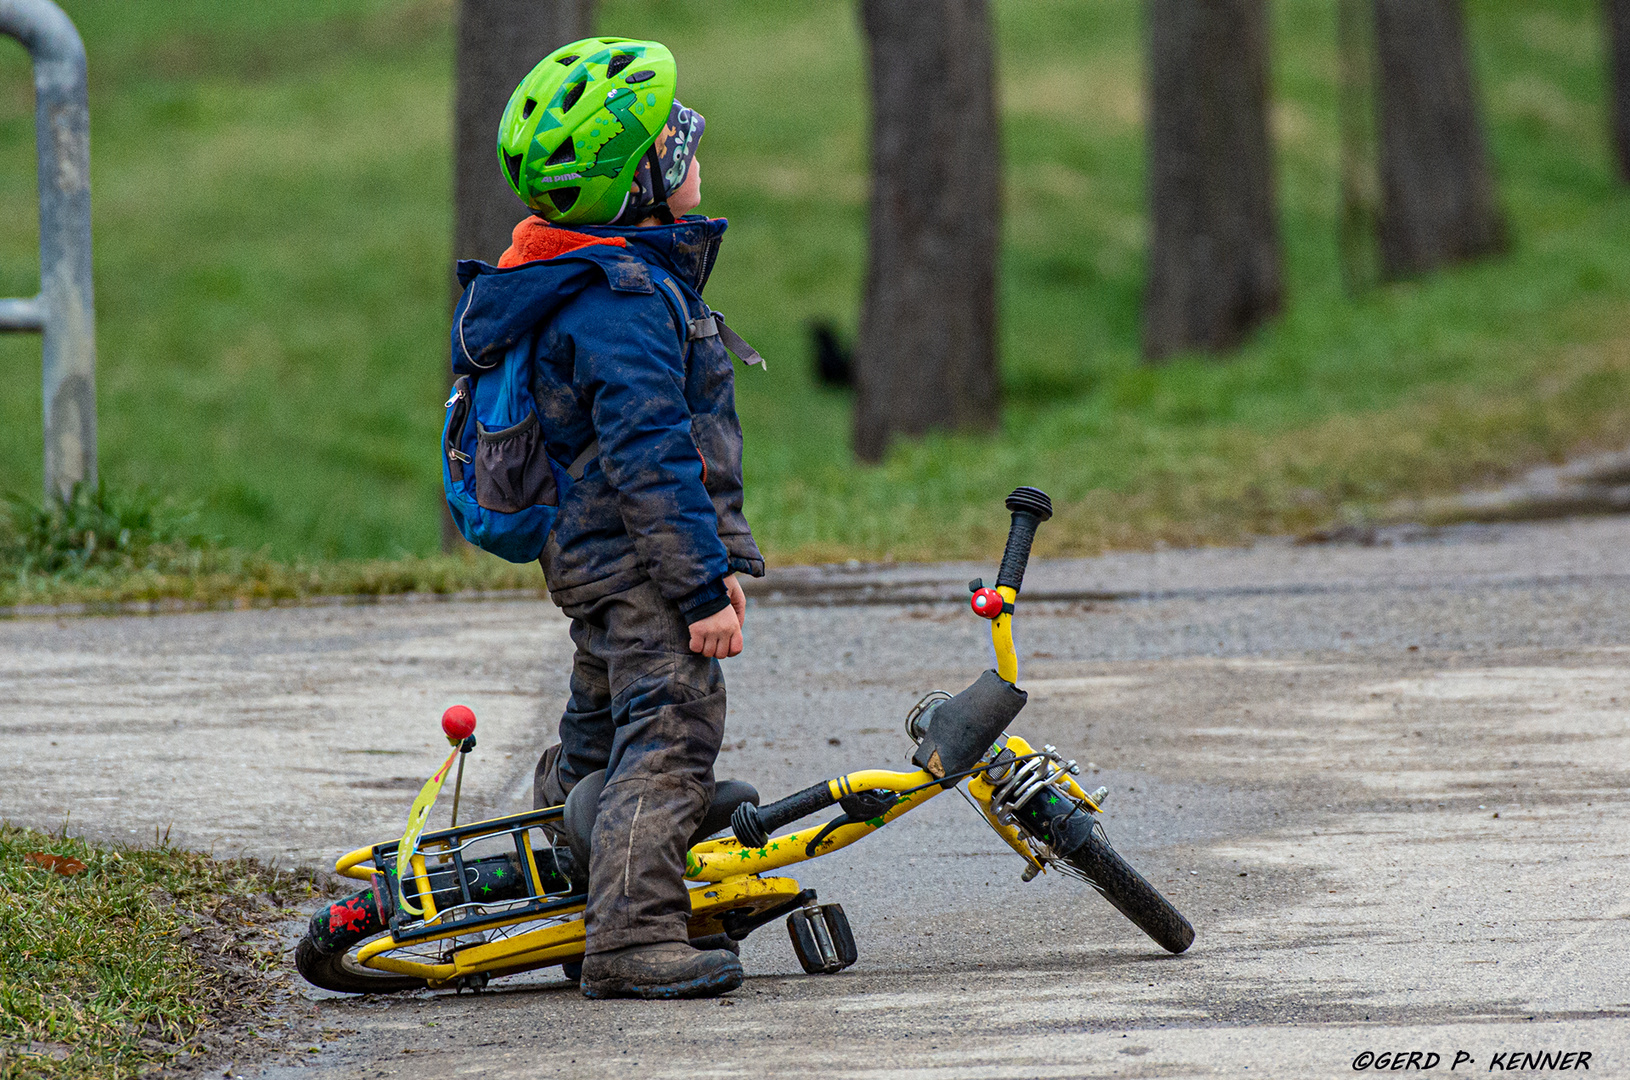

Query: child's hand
[
  {"left": 688, "top": 575, "right": 745, "bottom": 658},
  {"left": 725, "top": 573, "right": 746, "bottom": 628}
]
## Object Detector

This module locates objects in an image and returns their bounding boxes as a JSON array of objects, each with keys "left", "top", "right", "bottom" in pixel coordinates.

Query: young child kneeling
[{"left": 455, "top": 37, "right": 763, "bottom": 999}]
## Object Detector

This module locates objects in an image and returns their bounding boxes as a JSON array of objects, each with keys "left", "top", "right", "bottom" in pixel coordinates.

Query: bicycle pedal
[{"left": 786, "top": 902, "right": 857, "bottom": 975}]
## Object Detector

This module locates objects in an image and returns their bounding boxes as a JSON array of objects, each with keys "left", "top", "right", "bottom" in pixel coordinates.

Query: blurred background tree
[
  {"left": 1609, "top": 0, "right": 1630, "bottom": 181},
  {"left": 447, "top": 0, "right": 595, "bottom": 549},
  {"left": 1373, "top": 0, "right": 1505, "bottom": 277},
  {"left": 1336, "top": 0, "right": 1379, "bottom": 292},
  {"left": 1141, "top": 0, "right": 1283, "bottom": 362},
  {"left": 853, "top": 0, "right": 1000, "bottom": 462},
  {"left": 454, "top": 0, "right": 595, "bottom": 266}
]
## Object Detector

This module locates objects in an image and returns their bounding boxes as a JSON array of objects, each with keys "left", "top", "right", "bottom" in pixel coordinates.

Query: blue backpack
[{"left": 441, "top": 270, "right": 761, "bottom": 564}]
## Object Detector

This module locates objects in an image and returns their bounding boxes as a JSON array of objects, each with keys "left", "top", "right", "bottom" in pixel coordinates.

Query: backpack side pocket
[
  {"left": 442, "top": 326, "right": 568, "bottom": 565},
  {"left": 474, "top": 411, "right": 558, "bottom": 513}
]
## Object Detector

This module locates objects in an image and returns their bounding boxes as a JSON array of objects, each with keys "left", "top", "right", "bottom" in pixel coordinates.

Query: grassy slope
[
  {"left": 2, "top": 0, "right": 1628, "bottom": 571},
  {"left": 0, "top": 823, "right": 318, "bottom": 1079}
]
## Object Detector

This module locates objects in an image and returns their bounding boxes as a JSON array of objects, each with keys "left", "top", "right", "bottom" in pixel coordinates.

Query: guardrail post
[{"left": 1, "top": 0, "right": 97, "bottom": 501}]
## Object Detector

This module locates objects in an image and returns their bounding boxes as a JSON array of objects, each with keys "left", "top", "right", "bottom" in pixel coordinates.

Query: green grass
[
  {"left": 0, "top": 823, "right": 320, "bottom": 1080},
  {"left": 0, "top": 481, "right": 539, "bottom": 606},
  {"left": 2, "top": 0, "right": 1629, "bottom": 577}
]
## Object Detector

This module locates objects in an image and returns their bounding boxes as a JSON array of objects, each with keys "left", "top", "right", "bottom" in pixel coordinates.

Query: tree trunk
[
  {"left": 445, "top": 0, "right": 594, "bottom": 551},
  {"left": 1609, "top": 0, "right": 1630, "bottom": 183},
  {"left": 454, "top": 0, "right": 595, "bottom": 264},
  {"left": 1372, "top": 0, "right": 1504, "bottom": 278},
  {"left": 853, "top": 0, "right": 1001, "bottom": 464},
  {"left": 1141, "top": 0, "right": 1283, "bottom": 363},
  {"left": 1337, "top": 0, "right": 1380, "bottom": 293}
]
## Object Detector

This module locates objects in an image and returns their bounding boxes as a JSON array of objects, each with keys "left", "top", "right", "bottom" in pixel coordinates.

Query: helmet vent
[
  {"left": 521, "top": 98, "right": 536, "bottom": 120},
  {"left": 503, "top": 151, "right": 524, "bottom": 188},
  {"left": 605, "top": 53, "right": 634, "bottom": 77},
  {"left": 545, "top": 139, "right": 576, "bottom": 166},
  {"left": 625, "top": 70, "right": 655, "bottom": 85},
  {"left": 548, "top": 186, "right": 579, "bottom": 213},
  {"left": 556, "top": 54, "right": 580, "bottom": 66},
  {"left": 561, "top": 79, "right": 586, "bottom": 112}
]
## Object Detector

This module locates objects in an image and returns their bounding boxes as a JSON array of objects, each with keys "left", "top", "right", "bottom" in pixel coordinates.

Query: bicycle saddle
[{"left": 561, "top": 771, "right": 760, "bottom": 872}]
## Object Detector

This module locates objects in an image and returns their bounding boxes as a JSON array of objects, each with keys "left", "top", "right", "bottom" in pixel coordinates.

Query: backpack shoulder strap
[
  {"left": 564, "top": 437, "right": 599, "bottom": 482},
  {"left": 652, "top": 273, "right": 696, "bottom": 361},
  {"left": 653, "top": 273, "right": 767, "bottom": 369}
]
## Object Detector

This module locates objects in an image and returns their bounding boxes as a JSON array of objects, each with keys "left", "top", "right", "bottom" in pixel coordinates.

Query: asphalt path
[{"left": 3, "top": 517, "right": 1629, "bottom": 1078}]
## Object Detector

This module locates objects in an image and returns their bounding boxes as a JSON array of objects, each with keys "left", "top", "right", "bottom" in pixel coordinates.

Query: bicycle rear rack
[{"left": 373, "top": 807, "right": 584, "bottom": 944}]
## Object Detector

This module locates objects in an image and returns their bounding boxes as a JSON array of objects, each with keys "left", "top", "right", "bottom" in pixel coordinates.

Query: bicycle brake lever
[
  {"left": 804, "top": 790, "right": 901, "bottom": 856},
  {"left": 839, "top": 789, "right": 898, "bottom": 820}
]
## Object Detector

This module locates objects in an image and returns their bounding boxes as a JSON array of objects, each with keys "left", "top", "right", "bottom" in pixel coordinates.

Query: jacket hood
[
  {"left": 452, "top": 215, "right": 728, "bottom": 373},
  {"left": 497, "top": 217, "right": 628, "bottom": 269}
]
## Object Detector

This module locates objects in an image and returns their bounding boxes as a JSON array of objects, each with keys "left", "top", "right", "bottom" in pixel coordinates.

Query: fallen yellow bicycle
[{"left": 295, "top": 487, "right": 1194, "bottom": 994}]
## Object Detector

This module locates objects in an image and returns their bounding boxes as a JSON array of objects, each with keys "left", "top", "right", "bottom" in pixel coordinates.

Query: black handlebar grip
[
  {"left": 994, "top": 487, "right": 1053, "bottom": 594},
  {"left": 733, "top": 781, "right": 838, "bottom": 847}
]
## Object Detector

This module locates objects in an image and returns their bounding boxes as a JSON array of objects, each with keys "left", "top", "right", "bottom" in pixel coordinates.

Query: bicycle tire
[
  {"left": 295, "top": 886, "right": 427, "bottom": 995},
  {"left": 295, "top": 932, "right": 428, "bottom": 995},
  {"left": 1061, "top": 821, "right": 1194, "bottom": 954}
]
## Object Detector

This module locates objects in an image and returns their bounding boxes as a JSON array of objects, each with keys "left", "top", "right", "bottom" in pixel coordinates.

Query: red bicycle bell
[
  {"left": 970, "top": 587, "right": 1005, "bottom": 619},
  {"left": 441, "top": 705, "right": 477, "bottom": 744}
]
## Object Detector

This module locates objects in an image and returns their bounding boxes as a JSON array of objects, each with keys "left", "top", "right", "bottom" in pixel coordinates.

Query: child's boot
[{"left": 579, "top": 941, "right": 743, "bottom": 999}]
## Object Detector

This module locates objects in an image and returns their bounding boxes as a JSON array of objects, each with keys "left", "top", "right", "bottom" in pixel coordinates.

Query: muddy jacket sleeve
[{"left": 558, "top": 285, "right": 731, "bottom": 604}]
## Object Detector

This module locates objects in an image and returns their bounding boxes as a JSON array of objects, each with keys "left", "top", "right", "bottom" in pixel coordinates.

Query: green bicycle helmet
[{"left": 498, "top": 37, "right": 680, "bottom": 226}]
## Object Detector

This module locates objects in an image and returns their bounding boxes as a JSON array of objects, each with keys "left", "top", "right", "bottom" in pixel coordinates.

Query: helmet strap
[{"left": 642, "top": 144, "right": 675, "bottom": 225}]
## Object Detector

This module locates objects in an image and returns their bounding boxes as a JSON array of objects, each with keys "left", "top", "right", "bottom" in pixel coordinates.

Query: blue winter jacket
[{"left": 451, "top": 216, "right": 764, "bottom": 618}]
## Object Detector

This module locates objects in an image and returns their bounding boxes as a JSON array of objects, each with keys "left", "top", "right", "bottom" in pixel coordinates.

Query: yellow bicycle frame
[
  {"left": 325, "top": 556, "right": 1101, "bottom": 989},
  {"left": 328, "top": 766, "right": 949, "bottom": 988},
  {"left": 991, "top": 583, "right": 1020, "bottom": 683}
]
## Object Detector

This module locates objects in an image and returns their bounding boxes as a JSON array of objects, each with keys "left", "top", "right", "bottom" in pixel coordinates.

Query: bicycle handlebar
[
  {"left": 736, "top": 488, "right": 1056, "bottom": 848},
  {"left": 732, "top": 781, "right": 838, "bottom": 847},
  {"left": 994, "top": 487, "right": 1053, "bottom": 594}
]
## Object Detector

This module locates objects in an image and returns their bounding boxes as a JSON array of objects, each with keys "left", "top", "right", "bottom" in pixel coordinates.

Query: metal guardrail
[{"left": 1, "top": 0, "right": 97, "bottom": 500}]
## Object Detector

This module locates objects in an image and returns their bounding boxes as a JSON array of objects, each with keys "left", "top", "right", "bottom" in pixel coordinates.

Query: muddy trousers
[{"left": 538, "top": 579, "right": 727, "bottom": 955}]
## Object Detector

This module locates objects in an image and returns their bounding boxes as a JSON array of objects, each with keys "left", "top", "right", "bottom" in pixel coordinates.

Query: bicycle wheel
[
  {"left": 295, "top": 934, "right": 428, "bottom": 995},
  {"left": 295, "top": 887, "right": 427, "bottom": 995},
  {"left": 1057, "top": 820, "right": 1194, "bottom": 954}
]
